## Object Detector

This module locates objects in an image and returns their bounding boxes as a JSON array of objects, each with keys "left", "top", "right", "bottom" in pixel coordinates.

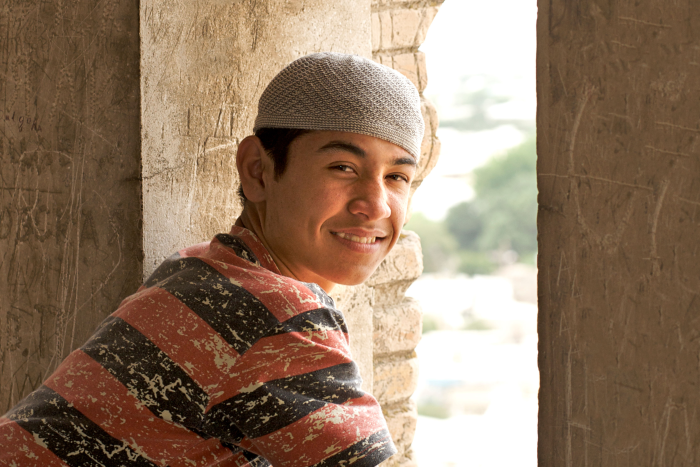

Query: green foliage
[
  {"left": 462, "top": 317, "right": 493, "bottom": 331},
  {"left": 444, "top": 201, "right": 484, "bottom": 251},
  {"left": 440, "top": 78, "right": 509, "bottom": 132},
  {"left": 474, "top": 136, "right": 536, "bottom": 198},
  {"left": 457, "top": 250, "right": 496, "bottom": 276},
  {"left": 421, "top": 314, "right": 442, "bottom": 334},
  {"left": 446, "top": 135, "right": 537, "bottom": 259},
  {"left": 404, "top": 213, "right": 458, "bottom": 273},
  {"left": 417, "top": 401, "right": 451, "bottom": 419},
  {"left": 438, "top": 75, "right": 535, "bottom": 133},
  {"left": 407, "top": 135, "right": 537, "bottom": 276}
]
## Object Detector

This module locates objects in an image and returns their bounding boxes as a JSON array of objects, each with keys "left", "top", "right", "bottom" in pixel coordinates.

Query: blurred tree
[
  {"left": 422, "top": 314, "right": 442, "bottom": 333},
  {"left": 457, "top": 250, "right": 495, "bottom": 275},
  {"left": 404, "top": 213, "right": 459, "bottom": 273},
  {"left": 417, "top": 401, "right": 450, "bottom": 419},
  {"left": 473, "top": 135, "right": 537, "bottom": 255},
  {"left": 439, "top": 75, "right": 535, "bottom": 133},
  {"left": 444, "top": 200, "right": 484, "bottom": 250},
  {"left": 444, "top": 135, "right": 537, "bottom": 266}
]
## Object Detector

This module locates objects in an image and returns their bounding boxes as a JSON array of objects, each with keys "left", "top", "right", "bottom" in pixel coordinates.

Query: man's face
[{"left": 259, "top": 131, "right": 417, "bottom": 291}]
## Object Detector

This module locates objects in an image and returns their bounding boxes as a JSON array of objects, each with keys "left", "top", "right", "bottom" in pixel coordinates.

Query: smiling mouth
[{"left": 334, "top": 232, "right": 379, "bottom": 244}]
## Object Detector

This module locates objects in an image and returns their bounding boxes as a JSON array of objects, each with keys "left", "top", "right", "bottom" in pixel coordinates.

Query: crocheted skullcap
[{"left": 254, "top": 52, "right": 424, "bottom": 159}]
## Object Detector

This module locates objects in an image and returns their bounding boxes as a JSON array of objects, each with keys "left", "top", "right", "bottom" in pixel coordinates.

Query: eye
[
  {"left": 387, "top": 173, "right": 410, "bottom": 183},
  {"left": 331, "top": 164, "right": 354, "bottom": 173}
]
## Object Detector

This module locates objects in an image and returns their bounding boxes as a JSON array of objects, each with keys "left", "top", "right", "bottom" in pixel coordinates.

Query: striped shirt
[{"left": 0, "top": 226, "right": 396, "bottom": 467}]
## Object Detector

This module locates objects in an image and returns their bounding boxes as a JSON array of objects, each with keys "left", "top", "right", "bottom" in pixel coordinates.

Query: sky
[{"left": 412, "top": 0, "right": 538, "bottom": 220}]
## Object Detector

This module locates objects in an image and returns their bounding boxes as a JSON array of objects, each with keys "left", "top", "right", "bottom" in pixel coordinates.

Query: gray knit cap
[{"left": 254, "top": 52, "right": 424, "bottom": 159}]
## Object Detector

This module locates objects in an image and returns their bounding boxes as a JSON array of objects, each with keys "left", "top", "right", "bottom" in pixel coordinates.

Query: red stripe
[
  {"left": 228, "top": 226, "right": 280, "bottom": 273},
  {"left": 115, "top": 287, "right": 240, "bottom": 394},
  {"left": 250, "top": 394, "right": 387, "bottom": 467},
  {"left": 200, "top": 240, "right": 264, "bottom": 272},
  {"left": 123, "top": 284, "right": 156, "bottom": 302},
  {"left": 199, "top": 255, "right": 322, "bottom": 322},
  {"left": 178, "top": 241, "right": 211, "bottom": 259},
  {"left": 44, "top": 349, "right": 203, "bottom": 465},
  {"left": 237, "top": 437, "right": 266, "bottom": 457},
  {"left": 210, "top": 331, "right": 353, "bottom": 408},
  {"left": 0, "top": 418, "right": 70, "bottom": 467}
]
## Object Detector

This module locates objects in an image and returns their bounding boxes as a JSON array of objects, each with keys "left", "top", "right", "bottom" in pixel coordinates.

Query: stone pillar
[
  {"left": 0, "top": 0, "right": 142, "bottom": 412},
  {"left": 140, "top": 0, "right": 375, "bottom": 394},
  {"left": 538, "top": 1, "right": 700, "bottom": 465},
  {"left": 140, "top": 0, "right": 372, "bottom": 276},
  {"left": 369, "top": 232, "right": 424, "bottom": 467},
  {"left": 371, "top": 1, "right": 444, "bottom": 465}
]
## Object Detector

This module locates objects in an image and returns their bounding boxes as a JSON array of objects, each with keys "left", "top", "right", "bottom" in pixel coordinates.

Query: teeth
[{"left": 336, "top": 232, "right": 377, "bottom": 244}]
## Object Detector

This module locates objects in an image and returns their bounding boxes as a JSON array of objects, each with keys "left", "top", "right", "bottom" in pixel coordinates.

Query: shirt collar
[{"left": 228, "top": 225, "right": 281, "bottom": 275}]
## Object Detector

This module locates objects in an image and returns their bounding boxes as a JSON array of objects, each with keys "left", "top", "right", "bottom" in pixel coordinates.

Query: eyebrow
[{"left": 318, "top": 141, "right": 417, "bottom": 167}]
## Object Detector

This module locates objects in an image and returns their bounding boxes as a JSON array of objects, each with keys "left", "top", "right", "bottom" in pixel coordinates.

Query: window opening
[{"left": 406, "top": 0, "right": 538, "bottom": 465}]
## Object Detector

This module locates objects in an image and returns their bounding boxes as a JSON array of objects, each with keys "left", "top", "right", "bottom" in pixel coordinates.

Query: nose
[{"left": 348, "top": 178, "right": 392, "bottom": 221}]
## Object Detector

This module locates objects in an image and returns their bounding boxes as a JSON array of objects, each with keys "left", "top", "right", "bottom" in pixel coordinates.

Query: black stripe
[
  {"left": 217, "top": 439, "right": 270, "bottom": 466},
  {"left": 186, "top": 426, "right": 269, "bottom": 465},
  {"left": 143, "top": 233, "right": 258, "bottom": 290},
  {"left": 81, "top": 316, "right": 208, "bottom": 428},
  {"left": 267, "top": 307, "right": 349, "bottom": 336},
  {"left": 155, "top": 257, "right": 279, "bottom": 354},
  {"left": 182, "top": 426, "right": 267, "bottom": 466},
  {"left": 188, "top": 424, "right": 247, "bottom": 453},
  {"left": 199, "top": 417, "right": 245, "bottom": 446},
  {"left": 214, "top": 233, "right": 260, "bottom": 265},
  {"left": 6, "top": 385, "right": 158, "bottom": 467},
  {"left": 314, "top": 429, "right": 397, "bottom": 467},
  {"left": 143, "top": 252, "right": 182, "bottom": 288},
  {"left": 204, "top": 362, "right": 364, "bottom": 439}
]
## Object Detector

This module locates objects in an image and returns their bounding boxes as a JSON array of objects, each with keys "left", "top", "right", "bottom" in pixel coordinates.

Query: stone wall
[
  {"left": 0, "top": 0, "right": 142, "bottom": 413},
  {"left": 141, "top": 0, "right": 372, "bottom": 277},
  {"left": 538, "top": 0, "right": 700, "bottom": 465},
  {"left": 370, "top": 1, "right": 444, "bottom": 465}
]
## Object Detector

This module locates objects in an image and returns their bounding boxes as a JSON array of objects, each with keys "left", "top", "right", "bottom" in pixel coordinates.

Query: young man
[{"left": 0, "top": 52, "right": 423, "bottom": 467}]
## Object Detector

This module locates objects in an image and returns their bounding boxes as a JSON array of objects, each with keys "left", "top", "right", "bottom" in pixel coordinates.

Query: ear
[{"left": 236, "top": 135, "right": 270, "bottom": 203}]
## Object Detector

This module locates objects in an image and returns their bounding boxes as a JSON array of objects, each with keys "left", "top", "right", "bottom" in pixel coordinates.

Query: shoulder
[{"left": 139, "top": 230, "right": 339, "bottom": 326}]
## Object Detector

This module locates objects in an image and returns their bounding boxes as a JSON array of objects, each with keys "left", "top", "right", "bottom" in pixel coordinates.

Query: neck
[{"left": 235, "top": 204, "right": 336, "bottom": 293}]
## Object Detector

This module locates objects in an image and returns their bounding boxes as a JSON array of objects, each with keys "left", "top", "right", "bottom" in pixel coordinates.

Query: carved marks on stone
[
  {"left": 618, "top": 16, "right": 673, "bottom": 29},
  {"left": 0, "top": 0, "right": 141, "bottom": 411},
  {"left": 3, "top": 111, "right": 42, "bottom": 133},
  {"left": 540, "top": 84, "right": 700, "bottom": 264},
  {"left": 648, "top": 178, "right": 670, "bottom": 275},
  {"left": 540, "top": 3, "right": 700, "bottom": 465}
]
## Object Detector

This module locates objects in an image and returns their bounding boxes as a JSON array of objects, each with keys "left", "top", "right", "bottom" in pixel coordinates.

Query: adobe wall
[
  {"left": 538, "top": 1, "right": 700, "bottom": 464},
  {"left": 0, "top": 0, "right": 142, "bottom": 412}
]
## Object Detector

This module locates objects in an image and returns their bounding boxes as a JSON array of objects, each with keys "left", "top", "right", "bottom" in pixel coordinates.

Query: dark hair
[{"left": 237, "top": 128, "right": 311, "bottom": 202}]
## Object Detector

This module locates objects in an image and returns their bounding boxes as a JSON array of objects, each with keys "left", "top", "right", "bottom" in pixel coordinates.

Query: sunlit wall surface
[{"left": 407, "top": 1, "right": 538, "bottom": 465}]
